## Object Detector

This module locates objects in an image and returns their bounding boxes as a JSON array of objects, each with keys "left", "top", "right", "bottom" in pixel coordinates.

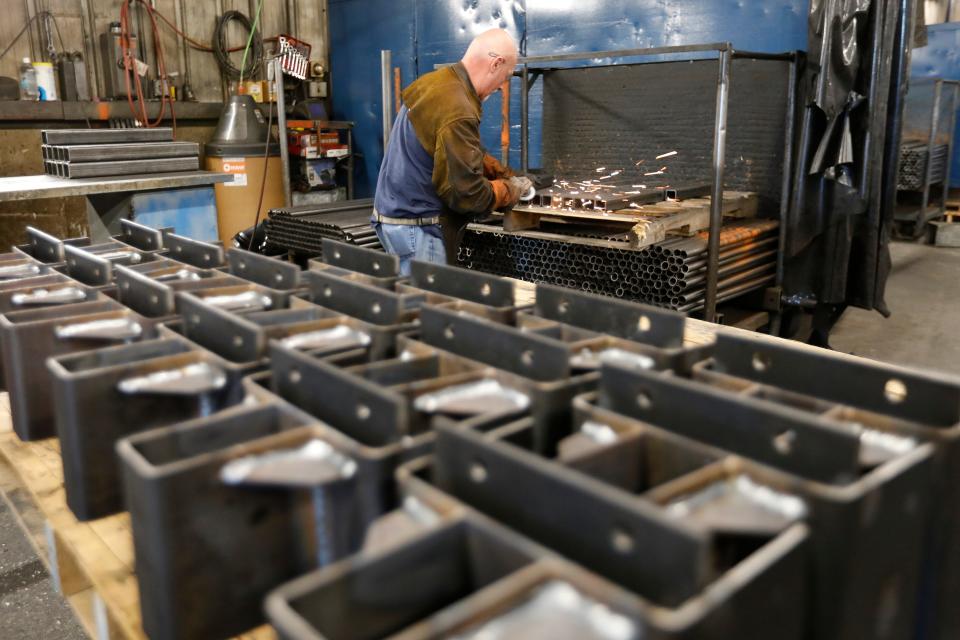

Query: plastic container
[
  {"left": 33, "top": 62, "right": 58, "bottom": 101},
  {"left": 205, "top": 95, "right": 284, "bottom": 245},
  {"left": 19, "top": 58, "right": 38, "bottom": 100}
]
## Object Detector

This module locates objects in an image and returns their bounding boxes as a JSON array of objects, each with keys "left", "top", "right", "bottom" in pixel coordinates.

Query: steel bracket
[{"left": 321, "top": 239, "right": 399, "bottom": 278}]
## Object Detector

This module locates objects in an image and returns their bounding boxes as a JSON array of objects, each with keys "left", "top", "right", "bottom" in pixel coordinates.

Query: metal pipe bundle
[
  {"left": 262, "top": 199, "right": 382, "bottom": 256},
  {"left": 458, "top": 219, "right": 778, "bottom": 313}
]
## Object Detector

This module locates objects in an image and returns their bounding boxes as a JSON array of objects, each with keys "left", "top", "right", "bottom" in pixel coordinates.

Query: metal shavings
[
  {"left": 413, "top": 379, "right": 530, "bottom": 416},
  {"left": 117, "top": 361, "right": 227, "bottom": 395},
  {"left": 220, "top": 439, "right": 357, "bottom": 487},
  {"left": 666, "top": 474, "right": 807, "bottom": 522},
  {"left": 280, "top": 325, "right": 371, "bottom": 351},
  {"left": 580, "top": 420, "right": 619, "bottom": 445},
  {"left": 451, "top": 580, "right": 638, "bottom": 640},
  {"left": 655, "top": 151, "right": 678, "bottom": 160}
]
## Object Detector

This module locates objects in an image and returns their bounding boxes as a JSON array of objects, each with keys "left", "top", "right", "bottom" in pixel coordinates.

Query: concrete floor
[
  {"left": 0, "top": 239, "right": 955, "bottom": 640},
  {"left": 0, "top": 498, "right": 85, "bottom": 640},
  {"left": 831, "top": 240, "right": 960, "bottom": 375}
]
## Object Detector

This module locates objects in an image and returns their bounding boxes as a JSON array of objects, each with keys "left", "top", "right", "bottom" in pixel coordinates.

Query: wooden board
[
  {"left": 503, "top": 191, "right": 759, "bottom": 247},
  {"left": 0, "top": 394, "right": 276, "bottom": 640}
]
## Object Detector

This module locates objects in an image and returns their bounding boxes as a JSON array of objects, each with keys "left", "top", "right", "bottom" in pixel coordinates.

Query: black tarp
[{"left": 784, "top": 0, "right": 919, "bottom": 327}]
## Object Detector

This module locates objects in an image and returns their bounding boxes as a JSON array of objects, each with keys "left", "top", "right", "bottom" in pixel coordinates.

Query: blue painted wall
[
  {"left": 330, "top": 0, "right": 810, "bottom": 197},
  {"left": 911, "top": 22, "right": 960, "bottom": 187}
]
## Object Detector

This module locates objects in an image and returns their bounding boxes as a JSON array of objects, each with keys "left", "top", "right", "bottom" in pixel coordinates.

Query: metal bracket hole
[
  {"left": 611, "top": 527, "right": 634, "bottom": 554},
  {"left": 884, "top": 378, "right": 907, "bottom": 404},
  {"left": 521, "top": 350, "right": 535, "bottom": 367},
  {"left": 356, "top": 404, "right": 371, "bottom": 420},
  {"left": 636, "top": 391, "right": 653, "bottom": 410},
  {"left": 752, "top": 352, "right": 772, "bottom": 372},
  {"left": 637, "top": 315, "right": 651, "bottom": 333},
  {"left": 469, "top": 461, "right": 488, "bottom": 483},
  {"left": 288, "top": 369, "right": 301, "bottom": 383},
  {"left": 444, "top": 325, "right": 455, "bottom": 340},
  {"left": 480, "top": 283, "right": 491, "bottom": 297},
  {"left": 773, "top": 430, "right": 796, "bottom": 455},
  {"left": 371, "top": 303, "right": 381, "bottom": 315}
]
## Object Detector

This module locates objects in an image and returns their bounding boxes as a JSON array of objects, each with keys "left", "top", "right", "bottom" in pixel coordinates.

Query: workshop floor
[
  {"left": 831, "top": 240, "right": 960, "bottom": 375},
  {"left": 0, "top": 497, "right": 85, "bottom": 640}
]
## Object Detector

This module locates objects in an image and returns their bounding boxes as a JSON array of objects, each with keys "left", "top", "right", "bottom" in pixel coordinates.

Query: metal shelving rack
[{"left": 895, "top": 78, "right": 960, "bottom": 238}]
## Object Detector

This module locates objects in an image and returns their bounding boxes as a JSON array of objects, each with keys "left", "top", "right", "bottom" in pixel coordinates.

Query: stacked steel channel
[
  {"left": 458, "top": 219, "right": 778, "bottom": 313},
  {"left": 41, "top": 128, "right": 200, "bottom": 179},
  {"left": 262, "top": 199, "right": 382, "bottom": 257}
]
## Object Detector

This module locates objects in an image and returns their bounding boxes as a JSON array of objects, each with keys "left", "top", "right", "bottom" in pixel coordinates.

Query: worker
[{"left": 372, "top": 28, "right": 533, "bottom": 275}]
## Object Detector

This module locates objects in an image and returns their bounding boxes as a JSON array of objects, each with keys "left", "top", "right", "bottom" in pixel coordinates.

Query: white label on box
[{"left": 222, "top": 157, "right": 247, "bottom": 187}]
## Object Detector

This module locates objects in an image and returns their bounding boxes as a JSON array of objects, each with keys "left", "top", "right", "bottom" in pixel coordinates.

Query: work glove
[
  {"left": 491, "top": 176, "right": 535, "bottom": 210},
  {"left": 510, "top": 176, "right": 535, "bottom": 201},
  {"left": 482, "top": 153, "right": 516, "bottom": 179}
]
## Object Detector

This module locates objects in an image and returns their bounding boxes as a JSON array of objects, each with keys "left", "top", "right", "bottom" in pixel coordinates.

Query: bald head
[{"left": 461, "top": 29, "right": 518, "bottom": 100}]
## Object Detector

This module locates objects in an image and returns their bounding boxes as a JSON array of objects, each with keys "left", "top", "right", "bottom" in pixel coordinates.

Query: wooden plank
[
  {"left": 0, "top": 390, "right": 284, "bottom": 640},
  {"left": 629, "top": 192, "right": 760, "bottom": 247},
  {"left": 503, "top": 209, "right": 541, "bottom": 231}
]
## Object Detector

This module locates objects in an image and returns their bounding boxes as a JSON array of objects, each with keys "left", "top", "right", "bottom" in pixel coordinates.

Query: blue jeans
[{"left": 372, "top": 223, "right": 446, "bottom": 276}]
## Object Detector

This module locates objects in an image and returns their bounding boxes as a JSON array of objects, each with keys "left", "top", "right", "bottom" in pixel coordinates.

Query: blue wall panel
[
  {"left": 330, "top": 0, "right": 810, "bottom": 196},
  {"left": 415, "top": 1, "right": 526, "bottom": 168},
  {"left": 329, "top": 0, "right": 418, "bottom": 197},
  {"left": 911, "top": 22, "right": 960, "bottom": 187}
]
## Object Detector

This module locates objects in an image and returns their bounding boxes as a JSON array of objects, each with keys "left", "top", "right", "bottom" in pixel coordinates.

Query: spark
[
  {"left": 598, "top": 175, "right": 613, "bottom": 180},
  {"left": 629, "top": 203, "right": 642, "bottom": 208},
  {"left": 609, "top": 170, "right": 622, "bottom": 177},
  {"left": 595, "top": 167, "right": 606, "bottom": 172},
  {"left": 635, "top": 159, "right": 645, "bottom": 166},
  {"left": 644, "top": 170, "right": 664, "bottom": 176},
  {"left": 655, "top": 151, "right": 678, "bottom": 160},
  {"left": 631, "top": 184, "right": 646, "bottom": 188}
]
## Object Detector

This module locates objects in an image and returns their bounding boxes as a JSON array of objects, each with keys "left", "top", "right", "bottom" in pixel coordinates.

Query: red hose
[{"left": 120, "top": 0, "right": 176, "bottom": 134}]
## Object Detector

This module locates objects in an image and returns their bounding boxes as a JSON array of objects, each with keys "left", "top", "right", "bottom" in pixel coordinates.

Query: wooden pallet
[
  {"left": 0, "top": 394, "right": 275, "bottom": 640},
  {"left": 502, "top": 191, "right": 759, "bottom": 247}
]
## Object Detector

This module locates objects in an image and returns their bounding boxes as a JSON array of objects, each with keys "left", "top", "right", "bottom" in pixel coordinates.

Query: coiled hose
[{"left": 213, "top": 10, "right": 262, "bottom": 80}]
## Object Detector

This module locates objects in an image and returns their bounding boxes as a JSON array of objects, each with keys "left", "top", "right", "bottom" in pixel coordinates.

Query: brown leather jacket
[{"left": 402, "top": 62, "right": 515, "bottom": 217}]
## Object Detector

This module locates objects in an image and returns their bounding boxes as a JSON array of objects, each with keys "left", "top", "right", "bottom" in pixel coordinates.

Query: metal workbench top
[{"left": 0, "top": 171, "right": 233, "bottom": 202}]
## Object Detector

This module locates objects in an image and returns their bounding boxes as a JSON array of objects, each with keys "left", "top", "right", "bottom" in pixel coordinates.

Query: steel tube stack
[
  {"left": 262, "top": 199, "right": 383, "bottom": 257},
  {"left": 41, "top": 128, "right": 200, "bottom": 179},
  {"left": 458, "top": 219, "right": 777, "bottom": 313}
]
